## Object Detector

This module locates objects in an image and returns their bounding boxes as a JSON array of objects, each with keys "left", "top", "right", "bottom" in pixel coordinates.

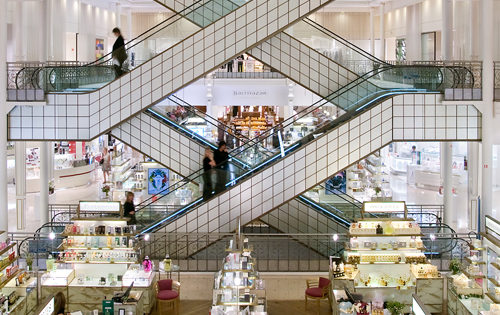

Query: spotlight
[{"left": 49, "top": 232, "right": 55, "bottom": 240}]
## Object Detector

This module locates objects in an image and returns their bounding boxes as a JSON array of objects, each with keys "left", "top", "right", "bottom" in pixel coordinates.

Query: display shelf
[
  {"left": 465, "top": 257, "right": 486, "bottom": 265},
  {"left": 0, "top": 256, "right": 19, "bottom": 273},
  {"left": 488, "top": 277, "right": 500, "bottom": 287},
  {"left": 71, "top": 217, "right": 129, "bottom": 222},
  {"left": 60, "top": 246, "right": 136, "bottom": 251},
  {"left": 6, "top": 294, "right": 26, "bottom": 314},
  {"left": 215, "top": 294, "right": 259, "bottom": 306},
  {"left": 349, "top": 247, "right": 425, "bottom": 252},
  {"left": 485, "top": 292, "right": 500, "bottom": 304},
  {"left": 57, "top": 260, "right": 136, "bottom": 264},
  {"left": 492, "top": 262, "right": 500, "bottom": 271},
  {"left": 462, "top": 269, "right": 486, "bottom": 279},
  {"left": 0, "top": 270, "right": 21, "bottom": 289},
  {"left": 349, "top": 233, "right": 424, "bottom": 237},
  {"left": 61, "top": 233, "right": 135, "bottom": 237},
  {"left": 0, "top": 243, "right": 16, "bottom": 257}
]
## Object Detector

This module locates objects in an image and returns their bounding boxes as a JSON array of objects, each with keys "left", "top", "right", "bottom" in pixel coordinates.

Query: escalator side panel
[
  {"left": 247, "top": 32, "right": 358, "bottom": 97},
  {"left": 155, "top": 94, "right": 481, "bottom": 235}
]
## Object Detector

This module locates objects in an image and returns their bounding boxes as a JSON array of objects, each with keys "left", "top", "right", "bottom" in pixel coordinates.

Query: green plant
[
  {"left": 374, "top": 186, "right": 382, "bottom": 196},
  {"left": 386, "top": 301, "right": 405, "bottom": 315},
  {"left": 449, "top": 259, "right": 462, "bottom": 275}
]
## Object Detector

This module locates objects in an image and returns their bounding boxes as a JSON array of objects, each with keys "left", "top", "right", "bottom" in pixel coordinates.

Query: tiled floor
[{"left": 151, "top": 299, "right": 332, "bottom": 315}]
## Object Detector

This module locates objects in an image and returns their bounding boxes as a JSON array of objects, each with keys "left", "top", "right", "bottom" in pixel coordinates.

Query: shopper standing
[
  {"left": 101, "top": 147, "right": 111, "bottom": 183},
  {"left": 202, "top": 148, "right": 216, "bottom": 199},
  {"left": 237, "top": 55, "right": 244, "bottom": 72},
  {"left": 213, "top": 141, "right": 229, "bottom": 194},
  {"left": 112, "top": 27, "right": 127, "bottom": 77},
  {"left": 123, "top": 191, "right": 137, "bottom": 225}
]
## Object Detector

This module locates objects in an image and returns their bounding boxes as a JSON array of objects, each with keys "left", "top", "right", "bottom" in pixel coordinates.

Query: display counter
[
  {"left": 41, "top": 210, "right": 157, "bottom": 313},
  {"left": 26, "top": 163, "right": 94, "bottom": 193}
]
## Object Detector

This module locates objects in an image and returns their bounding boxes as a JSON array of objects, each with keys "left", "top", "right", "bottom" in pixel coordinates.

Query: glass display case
[
  {"left": 123, "top": 265, "right": 155, "bottom": 287},
  {"left": 41, "top": 269, "right": 75, "bottom": 286}
]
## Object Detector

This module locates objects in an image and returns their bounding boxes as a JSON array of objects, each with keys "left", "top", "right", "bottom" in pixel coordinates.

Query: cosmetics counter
[
  {"left": 0, "top": 235, "right": 37, "bottom": 315},
  {"left": 330, "top": 202, "right": 444, "bottom": 314},
  {"left": 210, "top": 237, "right": 267, "bottom": 315},
  {"left": 40, "top": 202, "right": 157, "bottom": 314}
]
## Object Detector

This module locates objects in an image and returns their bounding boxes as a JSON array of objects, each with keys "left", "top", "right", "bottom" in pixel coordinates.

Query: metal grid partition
[
  {"left": 137, "top": 232, "right": 473, "bottom": 272},
  {"left": 157, "top": 95, "right": 481, "bottom": 241},
  {"left": 8, "top": 0, "right": 334, "bottom": 140}
]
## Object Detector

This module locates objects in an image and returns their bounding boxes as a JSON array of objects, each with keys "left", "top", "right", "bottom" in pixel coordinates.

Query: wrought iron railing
[
  {"left": 386, "top": 60, "right": 482, "bottom": 101},
  {"left": 494, "top": 61, "right": 500, "bottom": 101}
]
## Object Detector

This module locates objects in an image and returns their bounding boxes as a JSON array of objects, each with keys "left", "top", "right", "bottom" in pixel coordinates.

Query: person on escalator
[
  {"left": 203, "top": 148, "right": 216, "bottom": 199},
  {"left": 112, "top": 27, "right": 128, "bottom": 77},
  {"left": 213, "top": 141, "right": 229, "bottom": 194},
  {"left": 123, "top": 191, "right": 137, "bottom": 225}
]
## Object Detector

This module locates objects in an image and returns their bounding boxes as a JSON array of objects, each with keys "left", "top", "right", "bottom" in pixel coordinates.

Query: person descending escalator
[
  {"left": 213, "top": 141, "right": 229, "bottom": 194},
  {"left": 112, "top": 27, "right": 128, "bottom": 77},
  {"left": 202, "top": 148, "right": 216, "bottom": 199}
]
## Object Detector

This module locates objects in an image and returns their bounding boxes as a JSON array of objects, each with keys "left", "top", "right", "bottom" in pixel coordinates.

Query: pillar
[
  {"left": 127, "top": 9, "right": 133, "bottom": 39},
  {"left": 15, "top": 142, "right": 26, "bottom": 230},
  {"left": 40, "top": 142, "right": 50, "bottom": 224},
  {"left": 467, "top": 142, "right": 479, "bottom": 230},
  {"left": 378, "top": 4, "right": 385, "bottom": 60},
  {"left": 48, "top": 0, "right": 54, "bottom": 61},
  {"left": 14, "top": 0, "right": 25, "bottom": 61},
  {"left": 0, "top": 0, "right": 8, "bottom": 236},
  {"left": 468, "top": 0, "right": 480, "bottom": 60},
  {"left": 441, "top": 142, "right": 455, "bottom": 227},
  {"left": 442, "top": 0, "right": 453, "bottom": 60},
  {"left": 406, "top": 4, "right": 422, "bottom": 61},
  {"left": 480, "top": 0, "right": 494, "bottom": 228},
  {"left": 369, "top": 8, "right": 375, "bottom": 56},
  {"left": 115, "top": 3, "right": 122, "bottom": 28}
]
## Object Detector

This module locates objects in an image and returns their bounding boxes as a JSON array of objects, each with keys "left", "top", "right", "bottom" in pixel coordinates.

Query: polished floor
[{"left": 151, "top": 299, "right": 332, "bottom": 315}]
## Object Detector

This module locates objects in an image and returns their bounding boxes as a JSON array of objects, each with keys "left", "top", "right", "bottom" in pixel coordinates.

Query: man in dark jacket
[
  {"left": 123, "top": 191, "right": 137, "bottom": 225},
  {"left": 112, "top": 27, "right": 127, "bottom": 77},
  {"left": 213, "top": 141, "right": 229, "bottom": 193}
]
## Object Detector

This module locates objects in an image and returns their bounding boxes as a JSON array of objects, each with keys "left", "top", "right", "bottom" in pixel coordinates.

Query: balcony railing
[
  {"left": 387, "top": 60, "right": 482, "bottom": 101},
  {"left": 494, "top": 61, "right": 500, "bottom": 101}
]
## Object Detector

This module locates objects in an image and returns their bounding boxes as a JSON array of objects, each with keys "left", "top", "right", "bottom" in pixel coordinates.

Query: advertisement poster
[
  {"left": 148, "top": 168, "right": 169, "bottom": 195},
  {"left": 95, "top": 38, "right": 104, "bottom": 60},
  {"left": 325, "top": 171, "right": 346, "bottom": 194}
]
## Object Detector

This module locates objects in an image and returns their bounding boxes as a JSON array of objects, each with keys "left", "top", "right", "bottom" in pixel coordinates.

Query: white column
[
  {"left": 442, "top": 0, "right": 453, "bottom": 60},
  {"left": 127, "top": 9, "right": 133, "bottom": 39},
  {"left": 48, "top": 0, "right": 54, "bottom": 61},
  {"left": 115, "top": 3, "right": 122, "bottom": 28},
  {"left": 0, "top": 0, "right": 8, "bottom": 236},
  {"left": 467, "top": 142, "right": 479, "bottom": 230},
  {"left": 369, "top": 8, "right": 375, "bottom": 56},
  {"left": 480, "top": 0, "right": 495, "bottom": 228},
  {"left": 15, "top": 142, "right": 26, "bottom": 230},
  {"left": 14, "top": 0, "right": 25, "bottom": 61},
  {"left": 40, "top": 142, "right": 50, "bottom": 224},
  {"left": 406, "top": 4, "right": 422, "bottom": 61},
  {"left": 441, "top": 142, "right": 455, "bottom": 227},
  {"left": 378, "top": 4, "right": 385, "bottom": 60},
  {"left": 468, "top": 0, "right": 480, "bottom": 60}
]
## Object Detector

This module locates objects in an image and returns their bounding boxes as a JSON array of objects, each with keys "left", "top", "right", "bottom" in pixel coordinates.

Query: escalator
[
  {"left": 127, "top": 61, "right": 480, "bottom": 246},
  {"left": 8, "top": 0, "right": 336, "bottom": 141}
]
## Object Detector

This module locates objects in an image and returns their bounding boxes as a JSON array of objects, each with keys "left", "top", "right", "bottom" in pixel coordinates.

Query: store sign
[
  {"left": 211, "top": 84, "right": 288, "bottom": 106},
  {"left": 38, "top": 297, "right": 54, "bottom": 315},
  {"left": 79, "top": 201, "right": 121, "bottom": 213},
  {"left": 363, "top": 202, "right": 406, "bottom": 214}
]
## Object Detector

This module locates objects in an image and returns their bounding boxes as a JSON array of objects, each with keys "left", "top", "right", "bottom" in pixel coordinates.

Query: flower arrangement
[
  {"left": 449, "top": 259, "right": 462, "bottom": 275},
  {"left": 102, "top": 185, "right": 111, "bottom": 197},
  {"left": 48, "top": 179, "right": 55, "bottom": 195},
  {"left": 386, "top": 301, "right": 405, "bottom": 315}
]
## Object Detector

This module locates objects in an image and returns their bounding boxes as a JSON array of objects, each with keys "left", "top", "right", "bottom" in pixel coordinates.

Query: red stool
[{"left": 156, "top": 279, "right": 180, "bottom": 315}]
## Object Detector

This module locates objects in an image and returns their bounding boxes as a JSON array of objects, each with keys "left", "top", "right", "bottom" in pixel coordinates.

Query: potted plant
[
  {"left": 449, "top": 259, "right": 462, "bottom": 275},
  {"left": 25, "top": 253, "right": 33, "bottom": 271},
  {"left": 102, "top": 185, "right": 111, "bottom": 198},
  {"left": 386, "top": 301, "right": 405, "bottom": 315}
]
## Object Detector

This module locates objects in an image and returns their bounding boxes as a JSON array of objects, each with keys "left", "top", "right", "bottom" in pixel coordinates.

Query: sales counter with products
[
  {"left": 40, "top": 202, "right": 157, "bottom": 314},
  {"left": 330, "top": 202, "right": 444, "bottom": 314},
  {"left": 446, "top": 215, "right": 500, "bottom": 315}
]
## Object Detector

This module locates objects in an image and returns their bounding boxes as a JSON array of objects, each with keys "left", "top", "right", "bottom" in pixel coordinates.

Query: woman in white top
[{"left": 101, "top": 147, "right": 111, "bottom": 183}]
